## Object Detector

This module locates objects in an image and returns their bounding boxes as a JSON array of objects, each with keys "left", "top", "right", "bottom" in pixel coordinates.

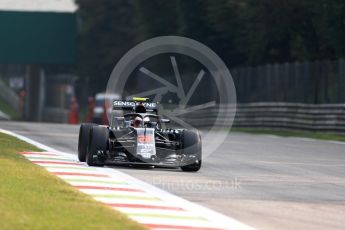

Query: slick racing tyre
[
  {"left": 86, "top": 126, "right": 109, "bottom": 167},
  {"left": 180, "top": 130, "right": 202, "bottom": 172},
  {"left": 78, "top": 123, "right": 95, "bottom": 162}
]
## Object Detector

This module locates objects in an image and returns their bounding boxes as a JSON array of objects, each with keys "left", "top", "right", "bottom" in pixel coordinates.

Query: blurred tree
[
  {"left": 239, "top": 0, "right": 345, "bottom": 65},
  {"left": 239, "top": 0, "right": 317, "bottom": 65},
  {"left": 204, "top": 0, "right": 245, "bottom": 67},
  {"left": 77, "top": 0, "right": 137, "bottom": 95},
  {"left": 176, "top": 0, "right": 210, "bottom": 40},
  {"left": 75, "top": 0, "right": 345, "bottom": 99},
  {"left": 132, "top": 0, "right": 180, "bottom": 38},
  {"left": 312, "top": 0, "right": 345, "bottom": 59}
]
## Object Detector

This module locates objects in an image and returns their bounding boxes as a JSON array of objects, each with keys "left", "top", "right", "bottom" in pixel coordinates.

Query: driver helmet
[
  {"left": 133, "top": 116, "right": 142, "bottom": 128},
  {"left": 143, "top": 116, "right": 154, "bottom": 128}
]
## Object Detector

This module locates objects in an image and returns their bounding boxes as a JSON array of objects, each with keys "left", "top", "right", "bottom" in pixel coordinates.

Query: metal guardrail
[
  {"left": 42, "top": 107, "right": 68, "bottom": 123},
  {"left": 177, "top": 103, "right": 345, "bottom": 133},
  {"left": 38, "top": 103, "right": 345, "bottom": 133},
  {"left": 0, "top": 110, "right": 10, "bottom": 120},
  {"left": 0, "top": 78, "right": 19, "bottom": 111}
]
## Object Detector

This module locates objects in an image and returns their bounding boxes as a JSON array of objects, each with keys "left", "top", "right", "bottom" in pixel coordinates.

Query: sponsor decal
[
  {"left": 138, "top": 135, "right": 153, "bottom": 143},
  {"left": 114, "top": 101, "right": 136, "bottom": 107},
  {"left": 113, "top": 100, "right": 157, "bottom": 109},
  {"left": 136, "top": 128, "right": 156, "bottom": 159}
]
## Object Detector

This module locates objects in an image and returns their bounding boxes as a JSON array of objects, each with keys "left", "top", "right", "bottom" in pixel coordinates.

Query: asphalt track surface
[{"left": 1, "top": 121, "right": 344, "bottom": 229}]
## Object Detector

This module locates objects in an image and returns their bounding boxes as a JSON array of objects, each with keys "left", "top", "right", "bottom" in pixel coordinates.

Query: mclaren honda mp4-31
[{"left": 78, "top": 98, "right": 202, "bottom": 172}]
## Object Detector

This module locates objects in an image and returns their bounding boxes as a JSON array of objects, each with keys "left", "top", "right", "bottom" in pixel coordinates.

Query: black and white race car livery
[{"left": 78, "top": 98, "right": 202, "bottom": 172}]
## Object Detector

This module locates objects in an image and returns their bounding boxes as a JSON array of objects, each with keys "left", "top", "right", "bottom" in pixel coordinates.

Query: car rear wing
[{"left": 112, "top": 100, "right": 158, "bottom": 113}]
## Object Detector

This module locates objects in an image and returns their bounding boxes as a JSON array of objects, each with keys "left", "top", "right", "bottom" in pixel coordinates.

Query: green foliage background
[{"left": 75, "top": 0, "right": 345, "bottom": 95}]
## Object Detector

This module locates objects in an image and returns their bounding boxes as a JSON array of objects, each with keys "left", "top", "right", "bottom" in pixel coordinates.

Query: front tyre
[
  {"left": 181, "top": 159, "right": 202, "bottom": 172},
  {"left": 86, "top": 126, "right": 108, "bottom": 167},
  {"left": 180, "top": 130, "right": 202, "bottom": 172},
  {"left": 78, "top": 123, "right": 95, "bottom": 162}
]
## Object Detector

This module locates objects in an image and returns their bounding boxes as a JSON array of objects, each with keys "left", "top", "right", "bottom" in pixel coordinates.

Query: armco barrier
[
  {"left": 176, "top": 103, "right": 345, "bottom": 133},
  {"left": 0, "top": 78, "right": 19, "bottom": 111},
  {"left": 42, "top": 107, "right": 69, "bottom": 123}
]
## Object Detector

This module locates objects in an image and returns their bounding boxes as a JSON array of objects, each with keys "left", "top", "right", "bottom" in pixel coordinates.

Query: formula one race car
[{"left": 78, "top": 97, "right": 202, "bottom": 172}]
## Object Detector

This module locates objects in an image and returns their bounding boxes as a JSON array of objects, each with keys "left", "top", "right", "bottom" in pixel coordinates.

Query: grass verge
[
  {"left": 232, "top": 128, "right": 345, "bottom": 142},
  {"left": 0, "top": 132, "right": 146, "bottom": 230}
]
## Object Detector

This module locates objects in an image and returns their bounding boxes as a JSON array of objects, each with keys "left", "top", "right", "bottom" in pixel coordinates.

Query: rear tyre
[
  {"left": 78, "top": 123, "right": 95, "bottom": 162},
  {"left": 180, "top": 130, "right": 202, "bottom": 172},
  {"left": 86, "top": 126, "right": 108, "bottom": 167}
]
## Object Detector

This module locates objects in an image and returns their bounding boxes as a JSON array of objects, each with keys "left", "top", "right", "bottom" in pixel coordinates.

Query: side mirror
[{"left": 160, "top": 119, "right": 170, "bottom": 123}]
